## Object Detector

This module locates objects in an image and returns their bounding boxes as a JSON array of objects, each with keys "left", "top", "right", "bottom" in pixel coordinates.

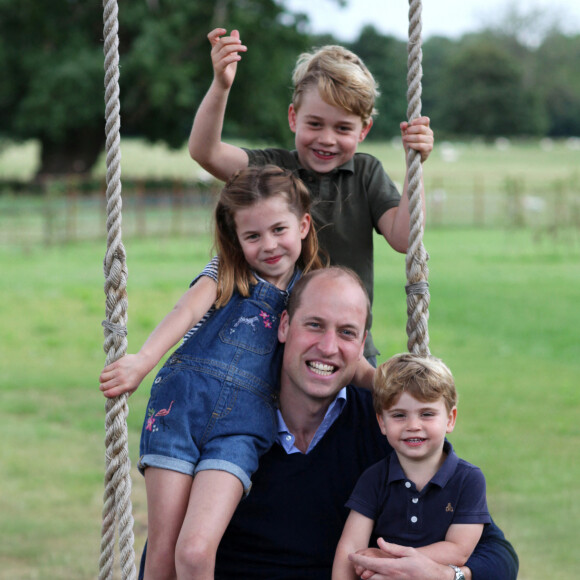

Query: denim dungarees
[{"left": 139, "top": 270, "right": 299, "bottom": 494}]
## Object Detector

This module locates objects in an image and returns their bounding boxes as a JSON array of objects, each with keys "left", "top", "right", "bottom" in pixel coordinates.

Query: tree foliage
[
  {"left": 0, "top": 0, "right": 310, "bottom": 177},
  {"left": 534, "top": 32, "right": 580, "bottom": 136},
  {"left": 0, "top": 1, "right": 579, "bottom": 178},
  {"left": 347, "top": 25, "right": 407, "bottom": 139}
]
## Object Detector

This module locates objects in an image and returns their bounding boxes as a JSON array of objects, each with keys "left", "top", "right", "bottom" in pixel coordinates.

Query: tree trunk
[{"left": 36, "top": 125, "right": 106, "bottom": 181}]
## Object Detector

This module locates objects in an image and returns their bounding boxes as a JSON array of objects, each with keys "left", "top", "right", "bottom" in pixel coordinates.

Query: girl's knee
[{"left": 175, "top": 535, "right": 215, "bottom": 579}]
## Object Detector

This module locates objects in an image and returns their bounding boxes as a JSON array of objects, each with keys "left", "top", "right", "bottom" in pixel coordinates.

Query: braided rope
[
  {"left": 405, "top": 0, "right": 430, "bottom": 356},
  {"left": 100, "top": 0, "right": 136, "bottom": 578}
]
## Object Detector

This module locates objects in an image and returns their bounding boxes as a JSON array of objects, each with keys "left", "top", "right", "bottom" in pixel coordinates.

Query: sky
[{"left": 285, "top": 0, "right": 580, "bottom": 42}]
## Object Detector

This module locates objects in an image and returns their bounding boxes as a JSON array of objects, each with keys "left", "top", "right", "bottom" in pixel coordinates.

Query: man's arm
[
  {"left": 350, "top": 519, "right": 518, "bottom": 580},
  {"left": 417, "top": 523, "right": 484, "bottom": 567},
  {"left": 350, "top": 539, "right": 457, "bottom": 580},
  {"left": 376, "top": 116, "right": 433, "bottom": 253},
  {"left": 188, "top": 28, "right": 249, "bottom": 181},
  {"left": 464, "top": 520, "right": 519, "bottom": 580}
]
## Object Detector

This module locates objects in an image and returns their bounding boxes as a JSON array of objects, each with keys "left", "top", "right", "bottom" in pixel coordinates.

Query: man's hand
[{"left": 349, "top": 538, "right": 454, "bottom": 580}]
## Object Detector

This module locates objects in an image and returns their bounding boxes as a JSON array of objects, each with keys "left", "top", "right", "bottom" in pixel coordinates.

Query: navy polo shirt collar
[{"left": 387, "top": 440, "right": 459, "bottom": 490}]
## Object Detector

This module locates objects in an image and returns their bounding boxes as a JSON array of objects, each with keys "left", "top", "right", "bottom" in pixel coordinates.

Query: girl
[{"left": 99, "top": 165, "right": 323, "bottom": 579}]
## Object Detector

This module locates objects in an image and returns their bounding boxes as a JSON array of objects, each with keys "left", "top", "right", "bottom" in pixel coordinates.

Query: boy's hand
[
  {"left": 99, "top": 354, "right": 151, "bottom": 398},
  {"left": 208, "top": 28, "right": 247, "bottom": 90},
  {"left": 400, "top": 116, "right": 434, "bottom": 163}
]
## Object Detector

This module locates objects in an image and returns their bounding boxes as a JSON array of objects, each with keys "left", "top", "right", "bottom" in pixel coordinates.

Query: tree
[
  {"left": 347, "top": 25, "right": 407, "bottom": 139},
  {"left": 433, "top": 36, "right": 546, "bottom": 139},
  {"left": 0, "top": 0, "right": 311, "bottom": 179},
  {"left": 534, "top": 32, "right": 580, "bottom": 136}
]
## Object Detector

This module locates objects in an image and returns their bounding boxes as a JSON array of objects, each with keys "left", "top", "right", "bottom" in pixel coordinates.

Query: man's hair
[
  {"left": 214, "top": 165, "right": 323, "bottom": 307},
  {"left": 373, "top": 353, "right": 458, "bottom": 414},
  {"left": 292, "top": 45, "right": 379, "bottom": 127},
  {"left": 286, "top": 266, "right": 371, "bottom": 332}
]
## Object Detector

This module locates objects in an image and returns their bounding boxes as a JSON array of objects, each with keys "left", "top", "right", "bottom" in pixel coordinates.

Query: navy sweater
[{"left": 214, "top": 386, "right": 518, "bottom": 580}]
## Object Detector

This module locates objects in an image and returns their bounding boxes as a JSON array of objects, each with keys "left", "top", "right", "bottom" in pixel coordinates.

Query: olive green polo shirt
[{"left": 245, "top": 148, "right": 401, "bottom": 359}]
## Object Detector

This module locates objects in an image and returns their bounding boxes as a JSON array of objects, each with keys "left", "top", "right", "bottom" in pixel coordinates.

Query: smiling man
[{"left": 211, "top": 267, "right": 519, "bottom": 580}]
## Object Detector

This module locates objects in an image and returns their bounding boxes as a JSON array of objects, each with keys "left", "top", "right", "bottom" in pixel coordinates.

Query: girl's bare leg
[
  {"left": 175, "top": 469, "right": 244, "bottom": 579},
  {"left": 143, "top": 467, "right": 193, "bottom": 580}
]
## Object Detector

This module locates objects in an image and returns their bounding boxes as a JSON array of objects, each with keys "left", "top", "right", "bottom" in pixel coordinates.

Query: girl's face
[{"left": 234, "top": 195, "right": 311, "bottom": 290}]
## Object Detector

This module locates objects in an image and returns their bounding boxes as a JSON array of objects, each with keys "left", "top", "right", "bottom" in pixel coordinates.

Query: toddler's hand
[{"left": 351, "top": 547, "right": 394, "bottom": 579}]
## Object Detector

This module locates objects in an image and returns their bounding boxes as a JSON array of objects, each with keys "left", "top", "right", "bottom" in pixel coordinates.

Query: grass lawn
[{"left": 0, "top": 226, "right": 578, "bottom": 578}]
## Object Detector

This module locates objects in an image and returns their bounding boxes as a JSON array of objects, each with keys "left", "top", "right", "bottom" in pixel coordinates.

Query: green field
[
  {"left": 1, "top": 138, "right": 579, "bottom": 578},
  {"left": 0, "top": 226, "right": 579, "bottom": 579}
]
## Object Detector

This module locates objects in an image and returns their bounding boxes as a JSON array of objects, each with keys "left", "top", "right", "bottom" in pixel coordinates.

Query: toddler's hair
[
  {"left": 292, "top": 45, "right": 379, "bottom": 127},
  {"left": 373, "top": 353, "right": 458, "bottom": 414},
  {"left": 214, "top": 165, "right": 323, "bottom": 307}
]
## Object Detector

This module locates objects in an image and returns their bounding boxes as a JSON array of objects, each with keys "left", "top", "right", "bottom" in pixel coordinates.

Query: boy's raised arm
[{"left": 189, "top": 28, "right": 250, "bottom": 181}]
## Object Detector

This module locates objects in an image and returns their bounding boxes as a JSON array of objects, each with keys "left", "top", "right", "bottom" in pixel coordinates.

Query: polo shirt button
[
  {"left": 412, "top": 498, "right": 419, "bottom": 504},
  {"left": 285, "top": 435, "right": 292, "bottom": 441},
  {"left": 405, "top": 481, "right": 412, "bottom": 488},
  {"left": 411, "top": 516, "right": 418, "bottom": 523}
]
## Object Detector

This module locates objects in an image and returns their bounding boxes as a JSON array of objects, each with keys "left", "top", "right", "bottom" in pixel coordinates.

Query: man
[
  {"left": 214, "top": 267, "right": 518, "bottom": 580},
  {"left": 139, "top": 267, "right": 518, "bottom": 580}
]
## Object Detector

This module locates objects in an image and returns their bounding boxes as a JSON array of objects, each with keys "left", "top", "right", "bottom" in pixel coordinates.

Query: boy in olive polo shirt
[{"left": 189, "top": 29, "right": 434, "bottom": 362}]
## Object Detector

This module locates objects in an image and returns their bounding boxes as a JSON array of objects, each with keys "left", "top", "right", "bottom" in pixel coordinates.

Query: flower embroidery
[
  {"left": 146, "top": 416, "right": 156, "bottom": 431},
  {"left": 259, "top": 310, "right": 276, "bottom": 329}
]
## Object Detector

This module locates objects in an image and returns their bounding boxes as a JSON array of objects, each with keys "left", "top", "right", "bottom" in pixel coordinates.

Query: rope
[
  {"left": 405, "top": 0, "right": 430, "bottom": 356},
  {"left": 100, "top": 0, "right": 136, "bottom": 578}
]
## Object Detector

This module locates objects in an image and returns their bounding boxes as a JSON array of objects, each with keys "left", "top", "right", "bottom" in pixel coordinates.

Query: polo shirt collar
[
  {"left": 386, "top": 439, "right": 459, "bottom": 489},
  {"left": 294, "top": 151, "right": 356, "bottom": 180}
]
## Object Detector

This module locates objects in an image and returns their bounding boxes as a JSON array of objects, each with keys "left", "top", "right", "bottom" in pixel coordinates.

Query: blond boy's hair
[
  {"left": 373, "top": 353, "right": 458, "bottom": 415},
  {"left": 292, "top": 45, "right": 379, "bottom": 127}
]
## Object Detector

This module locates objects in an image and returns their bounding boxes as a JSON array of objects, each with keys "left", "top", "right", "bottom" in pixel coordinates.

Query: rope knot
[
  {"left": 405, "top": 281, "right": 430, "bottom": 297},
  {"left": 102, "top": 319, "right": 128, "bottom": 337}
]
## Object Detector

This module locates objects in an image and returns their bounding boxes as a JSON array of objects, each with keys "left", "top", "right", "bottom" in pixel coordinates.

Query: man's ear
[
  {"left": 358, "top": 330, "right": 368, "bottom": 360},
  {"left": 288, "top": 104, "right": 297, "bottom": 133},
  {"left": 359, "top": 118, "right": 373, "bottom": 142},
  {"left": 278, "top": 310, "right": 290, "bottom": 343}
]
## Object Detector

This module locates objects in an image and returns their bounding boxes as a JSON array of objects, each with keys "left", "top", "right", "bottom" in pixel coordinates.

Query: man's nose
[{"left": 317, "top": 329, "right": 338, "bottom": 355}]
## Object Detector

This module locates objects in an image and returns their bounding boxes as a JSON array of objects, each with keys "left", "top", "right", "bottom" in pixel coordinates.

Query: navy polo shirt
[{"left": 345, "top": 440, "right": 491, "bottom": 548}]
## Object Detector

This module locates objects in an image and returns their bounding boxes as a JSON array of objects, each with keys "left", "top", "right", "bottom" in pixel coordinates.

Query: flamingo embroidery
[{"left": 146, "top": 400, "right": 175, "bottom": 432}]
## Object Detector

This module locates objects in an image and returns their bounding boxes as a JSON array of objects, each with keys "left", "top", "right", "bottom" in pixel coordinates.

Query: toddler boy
[{"left": 332, "top": 353, "right": 491, "bottom": 580}]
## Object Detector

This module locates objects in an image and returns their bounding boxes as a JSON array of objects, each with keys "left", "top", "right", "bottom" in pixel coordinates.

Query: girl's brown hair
[{"left": 214, "top": 165, "right": 324, "bottom": 308}]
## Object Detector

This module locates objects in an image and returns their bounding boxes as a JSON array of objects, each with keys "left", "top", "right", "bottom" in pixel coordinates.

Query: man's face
[{"left": 278, "top": 272, "right": 367, "bottom": 406}]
